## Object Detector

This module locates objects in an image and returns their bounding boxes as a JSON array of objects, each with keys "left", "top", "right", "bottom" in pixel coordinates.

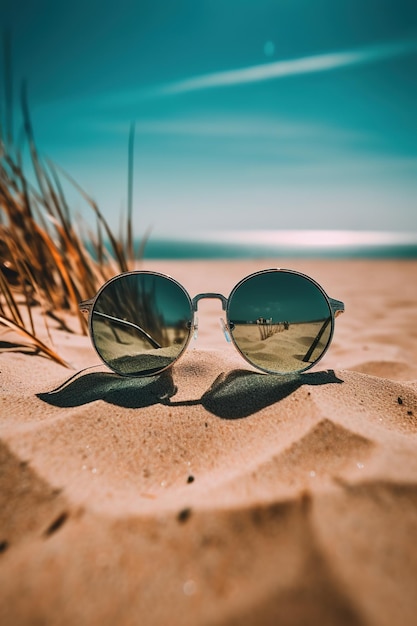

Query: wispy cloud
[{"left": 157, "top": 38, "right": 417, "bottom": 95}]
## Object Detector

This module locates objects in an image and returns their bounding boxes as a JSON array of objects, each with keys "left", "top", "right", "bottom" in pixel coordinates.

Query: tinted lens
[
  {"left": 227, "top": 270, "right": 333, "bottom": 374},
  {"left": 91, "top": 273, "right": 192, "bottom": 376}
]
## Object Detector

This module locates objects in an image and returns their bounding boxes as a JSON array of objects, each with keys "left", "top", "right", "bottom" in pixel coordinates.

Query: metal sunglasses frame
[{"left": 79, "top": 268, "right": 345, "bottom": 376}]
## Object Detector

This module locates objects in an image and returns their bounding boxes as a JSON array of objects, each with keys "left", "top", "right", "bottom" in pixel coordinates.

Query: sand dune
[{"left": 1, "top": 259, "right": 417, "bottom": 625}]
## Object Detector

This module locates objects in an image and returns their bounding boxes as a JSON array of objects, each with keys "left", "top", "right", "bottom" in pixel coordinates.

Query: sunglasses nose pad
[
  {"left": 193, "top": 315, "right": 199, "bottom": 340},
  {"left": 220, "top": 318, "right": 232, "bottom": 343}
]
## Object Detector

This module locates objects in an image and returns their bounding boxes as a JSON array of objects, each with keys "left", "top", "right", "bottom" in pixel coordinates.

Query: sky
[{"left": 2, "top": 0, "right": 417, "bottom": 240}]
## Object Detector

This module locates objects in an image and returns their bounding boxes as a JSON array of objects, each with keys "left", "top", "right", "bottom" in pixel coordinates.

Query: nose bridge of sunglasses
[
  {"left": 190, "top": 293, "right": 231, "bottom": 345},
  {"left": 191, "top": 293, "right": 228, "bottom": 311}
]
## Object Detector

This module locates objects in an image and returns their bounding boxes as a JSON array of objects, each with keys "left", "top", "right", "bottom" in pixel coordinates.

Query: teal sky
[{"left": 3, "top": 0, "right": 417, "bottom": 238}]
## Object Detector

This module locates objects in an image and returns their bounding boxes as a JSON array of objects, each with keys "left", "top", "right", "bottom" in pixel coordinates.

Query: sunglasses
[{"left": 79, "top": 269, "right": 344, "bottom": 377}]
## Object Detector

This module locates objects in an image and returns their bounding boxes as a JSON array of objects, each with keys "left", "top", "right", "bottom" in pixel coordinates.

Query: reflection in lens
[
  {"left": 91, "top": 273, "right": 192, "bottom": 376},
  {"left": 227, "top": 271, "right": 333, "bottom": 374}
]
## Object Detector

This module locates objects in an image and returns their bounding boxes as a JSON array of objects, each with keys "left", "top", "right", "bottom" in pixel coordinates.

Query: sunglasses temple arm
[
  {"left": 302, "top": 316, "right": 332, "bottom": 363},
  {"left": 79, "top": 298, "right": 94, "bottom": 314},
  {"left": 302, "top": 297, "right": 344, "bottom": 363},
  {"left": 329, "top": 298, "right": 345, "bottom": 317},
  {"left": 78, "top": 300, "right": 162, "bottom": 349}
]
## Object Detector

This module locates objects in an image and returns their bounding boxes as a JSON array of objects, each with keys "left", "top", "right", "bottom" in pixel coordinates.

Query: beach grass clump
[{"left": 0, "top": 69, "right": 133, "bottom": 366}]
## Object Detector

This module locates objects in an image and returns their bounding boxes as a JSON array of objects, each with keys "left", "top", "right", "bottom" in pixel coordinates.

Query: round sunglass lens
[
  {"left": 91, "top": 273, "right": 192, "bottom": 376},
  {"left": 227, "top": 271, "right": 333, "bottom": 374}
]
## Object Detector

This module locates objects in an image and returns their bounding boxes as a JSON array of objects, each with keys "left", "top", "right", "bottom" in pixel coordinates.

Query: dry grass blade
[
  {"left": 127, "top": 121, "right": 135, "bottom": 264},
  {"left": 3, "top": 31, "right": 13, "bottom": 149},
  {"left": 0, "top": 313, "right": 70, "bottom": 367},
  {"left": 0, "top": 262, "right": 25, "bottom": 327},
  {"left": 0, "top": 235, "right": 37, "bottom": 335}
]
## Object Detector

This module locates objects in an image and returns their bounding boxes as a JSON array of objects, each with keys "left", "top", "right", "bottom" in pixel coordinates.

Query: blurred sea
[{"left": 138, "top": 231, "right": 417, "bottom": 259}]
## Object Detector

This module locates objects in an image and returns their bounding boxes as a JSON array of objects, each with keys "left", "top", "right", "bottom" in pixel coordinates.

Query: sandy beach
[{"left": 1, "top": 258, "right": 417, "bottom": 626}]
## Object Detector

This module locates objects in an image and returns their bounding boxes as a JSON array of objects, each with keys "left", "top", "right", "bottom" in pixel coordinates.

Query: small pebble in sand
[
  {"left": 178, "top": 508, "right": 192, "bottom": 523},
  {"left": 183, "top": 579, "right": 197, "bottom": 596}
]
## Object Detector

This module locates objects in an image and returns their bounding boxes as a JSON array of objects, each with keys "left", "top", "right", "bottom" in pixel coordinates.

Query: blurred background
[{"left": 2, "top": 0, "right": 417, "bottom": 254}]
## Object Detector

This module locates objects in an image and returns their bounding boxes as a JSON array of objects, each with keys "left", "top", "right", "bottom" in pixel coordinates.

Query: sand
[{"left": 1, "top": 258, "right": 417, "bottom": 626}]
